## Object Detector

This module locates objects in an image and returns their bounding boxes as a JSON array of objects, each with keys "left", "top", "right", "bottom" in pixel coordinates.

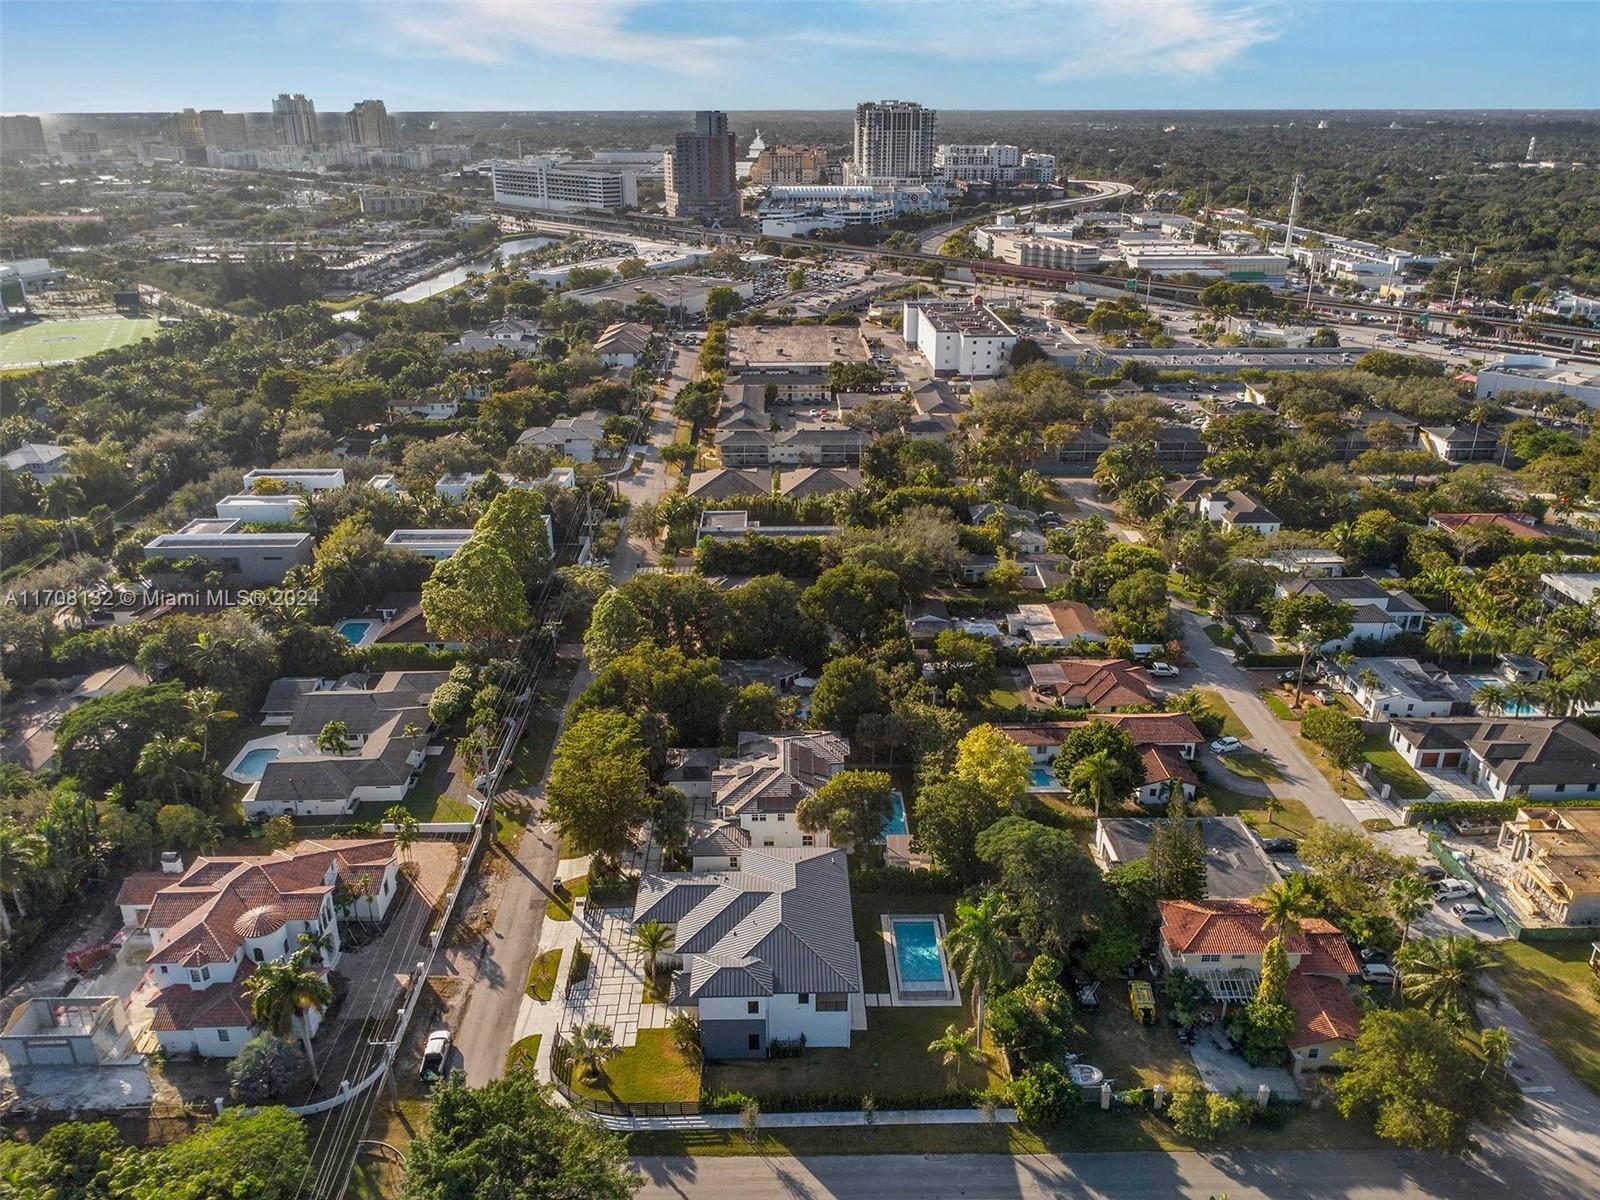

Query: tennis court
[{"left": 0, "top": 317, "right": 161, "bottom": 369}]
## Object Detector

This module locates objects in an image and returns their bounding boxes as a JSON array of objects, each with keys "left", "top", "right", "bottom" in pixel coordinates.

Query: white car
[
  {"left": 1209, "top": 736, "right": 1243, "bottom": 755},
  {"left": 1452, "top": 903, "right": 1495, "bottom": 922},
  {"left": 1148, "top": 662, "right": 1181, "bottom": 679},
  {"left": 1360, "top": 962, "right": 1397, "bottom": 985},
  {"left": 1434, "top": 881, "right": 1476, "bottom": 902},
  {"left": 420, "top": 1028, "right": 453, "bottom": 1082}
]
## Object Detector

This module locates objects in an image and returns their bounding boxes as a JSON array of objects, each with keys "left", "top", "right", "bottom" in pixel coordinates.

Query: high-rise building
[
  {"left": 166, "top": 109, "right": 207, "bottom": 149},
  {"left": 57, "top": 129, "right": 101, "bottom": 157},
  {"left": 272, "top": 93, "right": 318, "bottom": 149},
  {"left": 346, "top": 99, "right": 398, "bottom": 150},
  {"left": 851, "top": 100, "right": 937, "bottom": 182},
  {"left": 749, "top": 145, "right": 829, "bottom": 186},
  {"left": 2, "top": 115, "right": 47, "bottom": 157},
  {"left": 199, "top": 110, "right": 248, "bottom": 149},
  {"left": 664, "top": 110, "right": 739, "bottom": 224}
]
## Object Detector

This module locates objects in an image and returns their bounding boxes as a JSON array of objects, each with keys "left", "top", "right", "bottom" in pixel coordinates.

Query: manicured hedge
[
  {"left": 849, "top": 864, "right": 958, "bottom": 894},
  {"left": 1406, "top": 797, "right": 1600, "bottom": 822}
]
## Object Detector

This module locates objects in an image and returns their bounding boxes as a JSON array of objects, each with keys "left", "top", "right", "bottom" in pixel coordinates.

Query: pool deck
[
  {"left": 223, "top": 731, "right": 297, "bottom": 783},
  {"left": 877, "top": 913, "right": 961, "bottom": 1008}
]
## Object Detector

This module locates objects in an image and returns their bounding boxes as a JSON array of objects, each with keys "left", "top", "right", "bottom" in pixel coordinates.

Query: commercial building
[
  {"left": 632, "top": 846, "right": 863, "bottom": 1058},
  {"left": 1, "top": 114, "right": 47, "bottom": 157},
  {"left": 198, "top": 109, "right": 248, "bottom": 149},
  {"left": 113, "top": 839, "right": 399, "bottom": 1056},
  {"left": 983, "top": 227, "right": 1102, "bottom": 271},
  {"left": 565, "top": 273, "right": 751, "bottom": 317},
  {"left": 934, "top": 144, "right": 1056, "bottom": 184},
  {"left": 272, "top": 92, "right": 318, "bottom": 148},
  {"left": 902, "top": 297, "right": 1017, "bottom": 377},
  {"left": 665, "top": 111, "right": 739, "bottom": 224},
  {"left": 346, "top": 99, "right": 398, "bottom": 149},
  {"left": 1474, "top": 355, "right": 1600, "bottom": 409},
  {"left": 749, "top": 145, "right": 829, "bottom": 186},
  {"left": 359, "top": 190, "right": 425, "bottom": 215},
  {"left": 1121, "top": 242, "right": 1291, "bottom": 286},
  {"left": 727, "top": 324, "right": 870, "bottom": 372},
  {"left": 1388, "top": 717, "right": 1600, "bottom": 802},
  {"left": 1499, "top": 807, "right": 1600, "bottom": 927},
  {"left": 757, "top": 183, "right": 945, "bottom": 237},
  {"left": 490, "top": 156, "right": 639, "bottom": 212},
  {"left": 56, "top": 129, "right": 101, "bottom": 161},
  {"left": 165, "top": 108, "right": 207, "bottom": 150},
  {"left": 851, "top": 99, "right": 937, "bottom": 181},
  {"left": 142, "top": 520, "right": 313, "bottom": 585}
]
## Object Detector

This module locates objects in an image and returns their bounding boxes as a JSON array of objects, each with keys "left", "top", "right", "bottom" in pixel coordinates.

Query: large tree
[
  {"left": 1395, "top": 935, "right": 1497, "bottom": 1026},
  {"left": 801, "top": 561, "right": 901, "bottom": 646},
  {"left": 912, "top": 775, "right": 1006, "bottom": 885},
  {"left": 544, "top": 710, "right": 648, "bottom": 872},
  {"left": 55, "top": 682, "right": 190, "bottom": 795},
  {"left": 952, "top": 723, "right": 1032, "bottom": 811},
  {"left": 421, "top": 537, "right": 531, "bottom": 648},
  {"left": 809, "top": 655, "right": 885, "bottom": 737},
  {"left": 243, "top": 949, "right": 334, "bottom": 1079},
  {"left": 976, "top": 816, "right": 1105, "bottom": 955},
  {"left": 475, "top": 488, "right": 553, "bottom": 589},
  {"left": 1054, "top": 720, "right": 1145, "bottom": 801},
  {"left": 796, "top": 770, "right": 894, "bottom": 851},
  {"left": 1269, "top": 593, "right": 1355, "bottom": 705},
  {"left": 115, "top": 1106, "right": 311, "bottom": 1200},
  {"left": 1149, "top": 789, "right": 1207, "bottom": 900},
  {"left": 402, "top": 1068, "right": 638, "bottom": 1200},
  {"left": 943, "top": 889, "right": 1012, "bottom": 1044},
  {"left": 583, "top": 588, "right": 646, "bottom": 668}
]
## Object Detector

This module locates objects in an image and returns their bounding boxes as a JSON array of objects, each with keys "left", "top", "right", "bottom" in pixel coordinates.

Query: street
[{"left": 633, "top": 1142, "right": 1600, "bottom": 1200}]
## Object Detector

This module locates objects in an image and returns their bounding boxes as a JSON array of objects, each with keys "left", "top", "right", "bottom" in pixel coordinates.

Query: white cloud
[
  {"left": 1034, "top": 0, "right": 1284, "bottom": 81},
  {"left": 362, "top": 0, "right": 735, "bottom": 74}
]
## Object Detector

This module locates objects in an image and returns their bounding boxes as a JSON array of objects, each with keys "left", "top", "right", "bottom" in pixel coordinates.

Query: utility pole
[{"left": 1281, "top": 173, "right": 1303, "bottom": 254}]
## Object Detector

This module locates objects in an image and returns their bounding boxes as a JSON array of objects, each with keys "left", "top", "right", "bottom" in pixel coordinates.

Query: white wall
[{"left": 766, "top": 993, "right": 852, "bottom": 1047}]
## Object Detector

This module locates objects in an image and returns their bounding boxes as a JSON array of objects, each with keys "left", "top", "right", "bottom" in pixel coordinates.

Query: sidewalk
[
  {"left": 594, "top": 1106, "right": 1019, "bottom": 1132},
  {"left": 508, "top": 897, "right": 586, "bottom": 1081}
]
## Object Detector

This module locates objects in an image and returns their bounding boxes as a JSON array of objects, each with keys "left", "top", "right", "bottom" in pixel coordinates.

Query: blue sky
[{"left": 3, "top": 0, "right": 1597, "bottom": 112}]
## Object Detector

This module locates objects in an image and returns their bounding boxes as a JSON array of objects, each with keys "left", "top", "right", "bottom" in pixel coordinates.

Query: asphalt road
[
  {"left": 633, "top": 1143, "right": 1600, "bottom": 1200},
  {"left": 917, "top": 178, "right": 1136, "bottom": 252}
]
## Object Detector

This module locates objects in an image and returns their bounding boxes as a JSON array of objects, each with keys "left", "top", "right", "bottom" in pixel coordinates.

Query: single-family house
[
  {"left": 388, "top": 394, "right": 460, "bottom": 421},
  {"left": 1007, "top": 601, "right": 1107, "bottom": 647},
  {"left": 0, "top": 442, "right": 71, "bottom": 485},
  {"left": 1419, "top": 423, "right": 1505, "bottom": 465},
  {"left": 143, "top": 520, "right": 313, "bottom": 586},
  {"left": 1025, "top": 659, "right": 1153, "bottom": 709},
  {"left": 1427, "top": 512, "right": 1546, "bottom": 541},
  {"left": 214, "top": 493, "right": 305, "bottom": 525},
  {"left": 1338, "top": 657, "right": 1470, "bottom": 720},
  {"left": 720, "top": 657, "right": 808, "bottom": 693},
  {"left": 1540, "top": 573, "right": 1600, "bottom": 609},
  {"left": 632, "top": 846, "right": 862, "bottom": 1059},
  {"left": 1387, "top": 717, "right": 1600, "bottom": 802},
  {"left": 693, "top": 732, "right": 852, "bottom": 868},
  {"left": 242, "top": 468, "right": 345, "bottom": 493},
  {"left": 594, "top": 321, "right": 654, "bottom": 369},
  {"left": 687, "top": 468, "right": 773, "bottom": 502},
  {"left": 1275, "top": 577, "right": 1427, "bottom": 650},
  {"left": 1001, "top": 713, "right": 1202, "bottom": 804},
  {"left": 516, "top": 415, "right": 608, "bottom": 463}
]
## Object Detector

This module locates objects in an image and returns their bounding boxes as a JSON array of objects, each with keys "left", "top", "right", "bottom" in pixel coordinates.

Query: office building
[
  {"left": 851, "top": 100, "right": 937, "bottom": 182},
  {"left": 1121, "top": 242, "right": 1291, "bottom": 286},
  {"left": 57, "top": 129, "right": 101, "bottom": 159},
  {"left": 902, "top": 297, "right": 1017, "bottom": 377},
  {"left": 359, "top": 190, "right": 425, "bottom": 215},
  {"left": 347, "top": 99, "right": 398, "bottom": 150},
  {"left": 272, "top": 92, "right": 318, "bottom": 148},
  {"left": 664, "top": 110, "right": 739, "bottom": 223},
  {"left": 2, "top": 115, "right": 47, "bottom": 157},
  {"left": 749, "top": 145, "right": 829, "bottom": 186},
  {"left": 757, "top": 182, "right": 945, "bottom": 237},
  {"left": 1475, "top": 355, "right": 1600, "bottom": 409},
  {"left": 490, "top": 156, "right": 639, "bottom": 212},
  {"left": 982, "top": 226, "right": 1101, "bottom": 271}
]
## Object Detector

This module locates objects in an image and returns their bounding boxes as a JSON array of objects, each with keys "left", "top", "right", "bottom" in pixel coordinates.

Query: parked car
[
  {"left": 1278, "top": 669, "right": 1304, "bottom": 683},
  {"left": 1312, "top": 688, "right": 1335, "bottom": 705},
  {"left": 1452, "top": 903, "right": 1495, "bottom": 922},
  {"left": 1359, "top": 946, "right": 1389, "bottom": 963},
  {"left": 1417, "top": 864, "right": 1447, "bottom": 881},
  {"left": 1360, "top": 962, "right": 1398, "bottom": 985},
  {"left": 1261, "top": 837, "right": 1298, "bottom": 854},
  {"left": 420, "top": 1028, "right": 453, "bottom": 1082},
  {"left": 1209, "top": 736, "right": 1243, "bottom": 755},
  {"left": 1149, "top": 661, "right": 1181, "bottom": 678},
  {"left": 1435, "top": 881, "right": 1477, "bottom": 902}
]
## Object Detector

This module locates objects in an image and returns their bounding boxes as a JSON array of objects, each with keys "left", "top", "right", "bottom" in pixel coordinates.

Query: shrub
[
  {"left": 567, "top": 944, "right": 592, "bottom": 987},
  {"left": 1011, "top": 1062, "right": 1079, "bottom": 1126},
  {"left": 227, "top": 1033, "right": 300, "bottom": 1102},
  {"left": 669, "top": 1012, "right": 702, "bottom": 1068},
  {"left": 849, "top": 864, "right": 958, "bottom": 893}
]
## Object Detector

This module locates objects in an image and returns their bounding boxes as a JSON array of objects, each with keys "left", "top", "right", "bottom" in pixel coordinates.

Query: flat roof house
[
  {"left": 242, "top": 467, "right": 346, "bottom": 493},
  {"left": 143, "top": 520, "right": 313, "bottom": 586},
  {"left": 113, "top": 839, "right": 398, "bottom": 1058},
  {"left": 214, "top": 493, "right": 305, "bottom": 525},
  {"left": 1094, "top": 816, "right": 1278, "bottom": 899},
  {"left": 632, "top": 846, "right": 863, "bottom": 1059},
  {"left": 383, "top": 528, "right": 474, "bottom": 561},
  {"left": 1388, "top": 717, "right": 1600, "bottom": 802},
  {"left": 1540, "top": 573, "right": 1600, "bottom": 609},
  {"left": 1499, "top": 807, "right": 1600, "bottom": 928}
]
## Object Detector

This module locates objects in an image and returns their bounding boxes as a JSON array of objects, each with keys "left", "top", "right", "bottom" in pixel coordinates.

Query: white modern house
[
  {"left": 691, "top": 732, "right": 852, "bottom": 869},
  {"left": 632, "top": 847, "right": 862, "bottom": 1058},
  {"left": 1275, "top": 577, "right": 1427, "bottom": 650},
  {"left": 113, "top": 839, "right": 398, "bottom": 1057},
  {"left": 383, "top": 529, "right": 474, "bottom": 560},
  {"left": 1387, "top": 717, "right": 1600, "bottom": 801},
  {"left": 214, "top": 493, "right": 306, "bottom": 525},
  {"left": 241, "top": 467, "right": 346, "bottom": 493}
]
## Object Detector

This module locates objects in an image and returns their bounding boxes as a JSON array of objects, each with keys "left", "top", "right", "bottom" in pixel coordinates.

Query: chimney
[{"left": 160, "top": 851, "right": 185, "bottom": 875}]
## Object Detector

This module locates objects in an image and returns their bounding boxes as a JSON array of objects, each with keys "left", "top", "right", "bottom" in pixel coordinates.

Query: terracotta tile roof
[
  {"left": 1285, "top": 970, "right": 1361, "bottom": 1049},
  {"left": 1026, "top": 658, "right": 1154, "bottom": 709},
  {"left": 1158, "top": 899, "right": 1357, "bottom": 975},
  {"left": 140, "top": 839, "right": 395, "bottom": 967},
  {"left": 149, "top": 961, "right": 258, "bottom": 1032},
  {"left": 114, "top": 871, "right": 170, "bottom": 909},
  {"left": 1429, "top": 512, "right": 1546, "bottom": 539},
  {"left": 1142, "top": 745, "right": 1198, "bottom": 787},
  {"left": 998, "top": 712, "right": 1203, "bottom": 752}
]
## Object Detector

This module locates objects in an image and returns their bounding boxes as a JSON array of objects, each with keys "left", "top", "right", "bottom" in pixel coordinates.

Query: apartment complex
[
  {"left": 271, "top": 92, "right": 318, "bottom": 148},
  {"left": 901, "top": 297, "right": 1018, "bottom": 377},
  {"left": 1, "top": 114, "right": 47, "bottom": 157},
  {"left": 665, "top": 111, "right": 739, "bottom": 223},
  {"left": 347, "top": 99, "right": 399, "bottom": 149},
  {"left": 851, "top": 99, "right": 937, "bottom": 181},
  {"left": 933, "top": 143, "right": 1056, "bottom": 183},
  {"left": 491, "top": 156, "right": 640, "bottom": 212},
  {"left": 749, "top": 144, "right": 830, "bottom": 186}
]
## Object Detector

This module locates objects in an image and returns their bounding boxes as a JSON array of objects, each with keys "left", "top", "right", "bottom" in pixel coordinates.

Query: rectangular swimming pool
[
  {"left": 892, "top": 919, "right": 946, "bottom": 986},
  {"left": 336, "top": 618, "right": 377, "bottom": 645},
  {"left": 881, "top": 791, "right": 908, "bottom": 837}
]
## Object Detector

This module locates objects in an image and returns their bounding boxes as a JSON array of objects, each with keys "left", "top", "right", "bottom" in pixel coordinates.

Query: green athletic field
[{"left": 0, "top": 317, "right": 161, "bottom": 369}]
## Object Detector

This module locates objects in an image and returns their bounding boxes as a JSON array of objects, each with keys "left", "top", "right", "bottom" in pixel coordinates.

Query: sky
[{"left": 2, "top": 0, "right": 1597, "bottom": 113}]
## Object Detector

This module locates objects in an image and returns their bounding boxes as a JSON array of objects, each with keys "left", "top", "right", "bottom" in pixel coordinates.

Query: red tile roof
[
  {"left": 149, "top": 960, "right": 258, "bottom": 1033},
  {"left": 1027, "top": 659, "right": 1154, "bottom": 709},
  {"left": 1048, "top": 600, "right": 1106, "bottom": 639},
  {"left": 1429, "top": 512, "right": 1546, "bottom": 539},
  {"left": 1286, "top": 970, "right": 1361, "bottom": 1049},
  {"left": 1142, "top": 745, "right": 1199, "bottom": 787},
  {"left": 1158, "top": 899, "right": 1357, "bottom": 975},
  {"left": 114, "top": 871, "right": 170, "bottom": 909}
]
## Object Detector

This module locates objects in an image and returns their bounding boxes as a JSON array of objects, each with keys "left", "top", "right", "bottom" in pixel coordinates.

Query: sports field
[{"left": 0, "top": 317, "right": 161, "bottom": 369}]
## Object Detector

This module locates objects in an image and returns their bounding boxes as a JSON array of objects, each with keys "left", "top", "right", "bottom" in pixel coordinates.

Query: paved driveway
[{"left": 1187, "top": 1028, "right": 1298, "bottom": 1099}]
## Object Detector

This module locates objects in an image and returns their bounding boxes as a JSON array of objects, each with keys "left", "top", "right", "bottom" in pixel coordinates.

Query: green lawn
[
  {"left": 0, "top": 316, "right": 161, "bottom": 368},
  {"left": 704, "top": 1004, "right": 1006, "bottom": 1104},
  {"left": 504, "top": 713, "right": 560, "bottom": 791},
  {"left": 1485, "top": 940, "right": 1600, "bottom": 1097},
  {"left": 1200, "top": 623, "right": 1239, "bottom": 650},
  {"left": 526, "top": 948, "right": 561, "bottom": 1001},
  {"left": 1200, "top": 782, "right": 1319, "bottom": 840},
  {"left": 1360, "top": 734, "right": 1430, "bottom": 799},
  {"left": 569, "top": 1029, "right": 701, "bottom": 1105},
  {"left": 547, "top": 875, "right": 589, "bottom": 921},
  {"left": 353, "top": 753, "right": 476, "bottom": 825},
  {"left": 506, "top": 1033, "right": 543, "bottom": 1074},
  {"left": 1194, "top": 689, "right": 1249, "bottom": 740},
  {"left": 987, "top": 684, "right": 1028, "bottom": 711},
  {"left": 1260, "top": 690, "right": 1296, "bottom": 721},
  {"left": 853, "top": 891, "right": 960, "bottom": 993},
  {"left": 1223, "top": 748, "right": 1285, "bottom": 785}
]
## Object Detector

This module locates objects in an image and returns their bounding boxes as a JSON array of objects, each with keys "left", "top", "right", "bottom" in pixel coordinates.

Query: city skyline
[{"left": 2, "top": 0, "right": 1597, "bottom": 113}]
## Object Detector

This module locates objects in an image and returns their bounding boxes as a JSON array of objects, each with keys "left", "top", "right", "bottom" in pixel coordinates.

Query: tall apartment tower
[
  {"left": 347, "top": 99, "right": 399, "bottom": 150},
  {"left": 199, "top": 110, "right": 248, "bottom": 149},
  {"left": 664, "top": 110, "right": 739, "bottom": 224},
  {"left": 852, "top": 99, "right": 937, "bottom": 181},
  {"left": 2, "top": 114, "right": 48, "bottom": 156},
  {"left": 165, "top": 109, "right": 207, "bottom": 149},
  {"left": 272, "top": 92, "right": 318, "bottom": 149}
]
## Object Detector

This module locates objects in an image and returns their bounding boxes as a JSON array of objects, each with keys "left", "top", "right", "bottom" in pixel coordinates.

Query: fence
[
  {"left": 547, "top": 1028, "right": 703, "bottom": 1119},
  {"left": 1427, "top": 833, "right": 1524, "bottom": 939}
]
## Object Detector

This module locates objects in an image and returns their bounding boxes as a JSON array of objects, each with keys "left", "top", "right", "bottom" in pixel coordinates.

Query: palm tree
[
  {"left": 927, "top": 1023, "right": 985, "bottom": 1087},
  {"left": 317, "top": 720, "right": 352, "bottom": 756},
  {"left": 1424, "top": 619, "right": 1460, "bottom": 664},
  {"left": 1480, "top": 1026, "right": 1511, "bottom": 1080},
  {"left": 1472, "top": 682, "right": 1506, "bottom": 716},
  {"left": 1262, "top": 793, "right": 1283, "bottom": 827},
  {"left": 1395, "top": 935, "right": 1497, "bottom": 1025},
  {"left": 943, "top": 891, "right": 1011, "bottom": 1044},
  {"left": 1459, "top": 626, "right": 1499, "bottom": 667},
  {"left": 382, "top": 807, "right": 419, "bottom": 862},
  {"left": 137, "top": 734, "right": 202, "bottom": 805},
  {"left": 1325, "top": 521, "right": 1358, "bottom": 561},
  {"left": 183, "top": 687, "right": 237, "bottom": 764},
  {"left": 1502, "top": 681, "right": 1539, "bottom": 716},
  {"left": 565, "top": 1021, "right": 620, "bottom": 1084},
  {"left": 188, "top": 631, "right": 230, "bottom": 680},
  {"left": 244, "top": 949, "right": 335, "bottom": 1078},
  {"left": 1256, "top": 874, "right": 1315, "bottom": 939},
  {"left": 631, "top": 920, "right": 675, "bottom": 979},
  {"left": 1067, "top": 750, "right": 1120, "bottom": 818},
  {"left": 0, "top": 821, "right": 46, "bottom": 940}
]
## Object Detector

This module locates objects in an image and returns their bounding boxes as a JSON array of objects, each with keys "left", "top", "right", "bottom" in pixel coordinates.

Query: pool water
[
  {"left": 336, "top": 618, "right": 377, "bottom": 645},
  {"left": 235, "top": 747, "right": 280, "bottom": 781},
  {"left": 1029, "top": 765, "right": 1059, "bottom": 788},
  {"left": 1461, "top": 677, "right": 1541, "bottom": 716},
  {"left": 881, "top": 791, "right": 908, "bottom": 836},
  {"left": 892, "top": 919, "right": 946, "bottom": 985}
]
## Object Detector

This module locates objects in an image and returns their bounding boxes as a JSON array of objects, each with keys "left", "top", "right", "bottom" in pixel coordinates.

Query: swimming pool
[
  {"left": 1460, "top": 677, "right": 1541, "bottom": 716},
  {"left": 234, "top": 747, "right": 280, "bottom": 781},
  {"left": 892, "top": 919, "right": 946, "bottom": 986},
  {"left": 881, "top": 791, "right": 908, "bottom": 837},
  {"left": 336, "top": 618, "right": 378, "bottom": 645},
  {"left": 1029, "top": 765, "right": 1061, "bottom": 789}
]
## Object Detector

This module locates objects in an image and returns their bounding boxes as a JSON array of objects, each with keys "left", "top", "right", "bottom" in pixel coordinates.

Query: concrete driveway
[{"left": 1187, "top": 1028, "right": 1298, "bottom": 1099}]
